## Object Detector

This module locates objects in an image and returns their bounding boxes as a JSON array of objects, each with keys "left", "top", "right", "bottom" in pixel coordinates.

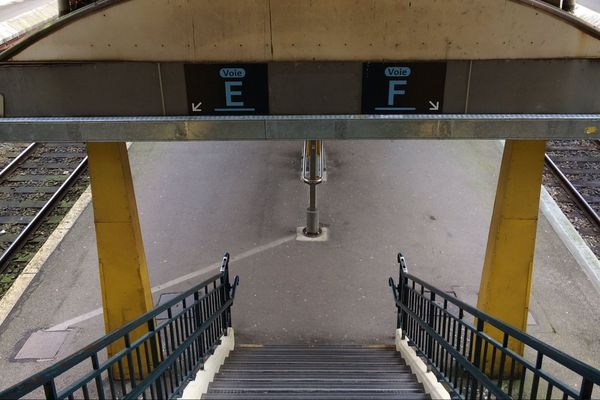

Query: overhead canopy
[
  {"left": 0, "top": 0, "right": 599, "bottom": 141},
  {"left": 5, "top": 0, "right": 600, "bottom": 61}
]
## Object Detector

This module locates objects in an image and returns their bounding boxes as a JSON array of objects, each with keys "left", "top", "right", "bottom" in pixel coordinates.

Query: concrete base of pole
[{"left": 296, "top": 227, "right": 329, "bottom": 242}]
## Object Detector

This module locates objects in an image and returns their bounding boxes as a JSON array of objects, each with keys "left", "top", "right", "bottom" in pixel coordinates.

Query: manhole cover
[
  {"left": 15, "top": 330, "right": 71, "bottom": 360},
  {"left": 157, "top": 292, "right": 183, "bottom": 321}
]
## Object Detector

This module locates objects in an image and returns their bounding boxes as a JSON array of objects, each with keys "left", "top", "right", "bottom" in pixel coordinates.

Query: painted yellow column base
[
  {"left": 87, "top": 142, "right": 154, "bottom": 377},
  {"left": 477, "top": 140, "right": 545, "bottom": 373}
]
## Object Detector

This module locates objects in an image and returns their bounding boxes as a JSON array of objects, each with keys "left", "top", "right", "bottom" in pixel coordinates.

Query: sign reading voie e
[
  {"left": 362, "top": 62, "right": 446, "bottom": 114},
  {"left": 185, "top": 63, "right": 269, "bottom": 115}
]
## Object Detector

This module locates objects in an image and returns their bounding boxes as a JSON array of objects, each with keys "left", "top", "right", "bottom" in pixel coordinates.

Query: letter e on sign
[{"left": 185, "top": 63, "right": 269, "bottom": 115}]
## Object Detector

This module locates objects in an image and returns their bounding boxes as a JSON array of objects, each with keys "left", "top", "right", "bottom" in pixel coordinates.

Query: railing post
[
  {"left": 91, "top": 354, "right": 106, "bottom": 400},
  {"left": 580, "top": 378, "right": 593, "bottom": 400},
  {"left": 219, "top": 253, "right": 230, "bottom": 334},
  {"left": 530, "top": 352, "right": 543, "bottom": 399},
  {"left": 43, "top": 380, "right": 58, "bottom": 400},
  {"left": 193, "top": 291, "right": 205, "bottom": 361},
  {"left": 398, "top": 253, "right": 409, "bottom": 339},
  {"left": 470, "top": 318, "right": 484, "bottom": 399},
  {"left": 428, "top": 291, "right": 435, "bottom": 365},
  {"left": 147, "top": 319, "right": 163, "bottom": 398}
]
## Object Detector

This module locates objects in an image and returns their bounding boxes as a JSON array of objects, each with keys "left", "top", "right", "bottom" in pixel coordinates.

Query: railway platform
[
  {"left": 0, "top": 140, "right": 599, "bottom": 392},
  {"left": 1, "top": 0, "right": 600, "bottom": 398}
]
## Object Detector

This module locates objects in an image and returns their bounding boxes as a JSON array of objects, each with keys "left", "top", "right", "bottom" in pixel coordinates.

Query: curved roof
[{"left": 3, "top": 0, "right": 600, "bottom": 62}]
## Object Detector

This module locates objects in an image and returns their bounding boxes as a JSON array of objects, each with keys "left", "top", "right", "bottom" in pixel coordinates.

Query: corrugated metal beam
[{"left": 0, "top": 114, "right": 598, "bottom": 141}]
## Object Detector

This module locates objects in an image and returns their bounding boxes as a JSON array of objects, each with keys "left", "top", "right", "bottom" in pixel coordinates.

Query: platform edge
[
  {"left": 540, "top": 186, "right": 600, "bottom": 294},
  {"left": 0, "top": 186, "right": 92, "bottom": 328}
]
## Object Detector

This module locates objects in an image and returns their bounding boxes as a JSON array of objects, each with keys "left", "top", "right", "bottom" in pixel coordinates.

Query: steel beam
[{"left": 0, "top": 114, "right": 599, "bottom": 141}]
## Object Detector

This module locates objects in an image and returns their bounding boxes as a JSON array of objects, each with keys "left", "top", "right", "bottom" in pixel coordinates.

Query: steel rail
[
  {"left": 0, "top": 143, "right": 37, "bottom": 180},
  {"left": 544, "top": 153, "right": 600, "bottom": 227},
  {"left": 0, "top": 154, "right": 88, "bottom": 273}
]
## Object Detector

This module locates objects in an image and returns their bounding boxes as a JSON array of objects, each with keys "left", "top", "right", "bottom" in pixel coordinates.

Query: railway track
[
  {"left": 545, "top": 140, "right": 600, "bottom": 242},
  {"left": 0, "top": 143, "right": 88, "bottom": 290}
]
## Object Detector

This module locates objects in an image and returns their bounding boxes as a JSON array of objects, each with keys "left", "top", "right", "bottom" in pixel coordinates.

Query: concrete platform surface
[{"left": 0, "top": 140, "right": 599, "bottom": 391}]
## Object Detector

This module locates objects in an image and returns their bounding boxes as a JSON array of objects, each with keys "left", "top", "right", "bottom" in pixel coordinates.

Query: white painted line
[
  {"left": 47, "top": 307, "right": 103, "bottom": 332},
  {"left": 47, "top": 234, "right": 295, "bottom": 331},
  {"left": 540, "top": 186, "right": 600, "bottom": 294}
]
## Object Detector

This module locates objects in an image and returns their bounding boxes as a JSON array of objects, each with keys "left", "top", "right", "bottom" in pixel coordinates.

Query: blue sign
[
  {"left": 185, "top": 64, "right": 269, "bottom": 115},
  {"left": 362, "top": 62, "right": 446, "bottom": 114}
]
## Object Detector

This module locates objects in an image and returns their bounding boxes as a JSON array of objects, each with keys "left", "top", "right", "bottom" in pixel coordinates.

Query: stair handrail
[
  {"left": 389, "top": 253, "right": 600, "bottom": 400},
  {"left": 0, "top": 253, "right": 240, "bottom": 400}
]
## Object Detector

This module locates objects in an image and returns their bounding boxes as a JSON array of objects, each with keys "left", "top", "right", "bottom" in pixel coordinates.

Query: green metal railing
[
  {"left": 389, "top": 253, "right": 600, "bottom": 400},
  {"left": 0, "top": 253, "right": 239, "bottom": 400}
]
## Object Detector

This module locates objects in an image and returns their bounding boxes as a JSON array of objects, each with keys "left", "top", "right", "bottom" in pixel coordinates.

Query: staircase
[{"left": 201, "top": 345, "right": 428, "bottom": 399}]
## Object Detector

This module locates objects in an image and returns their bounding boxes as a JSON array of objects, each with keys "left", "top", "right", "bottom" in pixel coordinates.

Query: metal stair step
[
  {"left": 227, "top": 354, "right": 403, "bottom": 360},
  {"left": 207, "top": 381, "right": 423, "bottom": 390},
  {"left": 235, "top": 346, "right": 396, "bottom": 352},
  {"left": 201, "top": 392, "right": 430, "bottom": 399},
  {"left": 215, "top": 372, "right": 416, "bottom": 380},
  {"left": 218, "top": 366, "right": 408, "bottom": 373},
  {"left": 222, "top": 360, "right": 405, "bottom": 367},
  {"left": 199, "top": 346, "right": 427, "bottom": 400}
]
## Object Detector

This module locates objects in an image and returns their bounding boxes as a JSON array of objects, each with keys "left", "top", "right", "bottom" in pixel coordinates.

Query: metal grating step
[
  {"left": 214, "top": 372, "right": 416, "bottom": 381},
  {"left": 207, "top": 381, "right": 423, "bottom": 390},
  {"left": 201, "top": 393, "right": 430, "bottom": 400},
  {"left": 200, "top": 345, "right": 427, "bottom": 399},
  {"left": 227, "top": 353, "right": 403, "bottom": 360}
]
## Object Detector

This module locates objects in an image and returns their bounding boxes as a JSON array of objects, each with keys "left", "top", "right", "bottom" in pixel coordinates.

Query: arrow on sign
[
  {"left": 428, "top": 101, "right": 439, "bottom": 111},
  {"left": 192, "top": 102, "right": 202, "bottom": 112}
]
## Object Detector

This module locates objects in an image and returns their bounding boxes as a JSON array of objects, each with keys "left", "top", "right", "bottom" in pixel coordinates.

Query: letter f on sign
[{"left": 388, "top": 80, "right": 407, "bottom": 106}]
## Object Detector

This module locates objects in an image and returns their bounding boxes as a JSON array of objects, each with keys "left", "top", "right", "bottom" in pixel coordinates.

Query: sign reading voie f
[
  {"left": 362, "top": 62, "right": 447, "bottom": 114},
  {"left": 185, "top": 63, "right": 269, "bottom": 115}
]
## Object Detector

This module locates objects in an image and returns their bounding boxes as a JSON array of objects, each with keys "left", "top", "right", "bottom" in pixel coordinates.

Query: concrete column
[
  {"left": 86, "top": 142, "right": 153, "bottom": 373},
  {"left": 562, "top": 0, "right": 576, "bottom": 12},
  {"left": 58, "top": 0, "right": 70, "bottom": 16},
  {"left": 477, "top": 140, "right": 546, "bottom": 357}
]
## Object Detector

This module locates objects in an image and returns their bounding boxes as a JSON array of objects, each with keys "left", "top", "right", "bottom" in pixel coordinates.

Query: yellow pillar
[
  {"left": 86, "top": 142, "right": 153, "bottom": 364},
  {"left": 477, "top": 140, "right": 545, "bottom": 358}
]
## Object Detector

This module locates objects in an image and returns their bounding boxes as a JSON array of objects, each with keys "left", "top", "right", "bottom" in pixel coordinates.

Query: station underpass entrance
[{"left": 1, "top": 0, "right": 600, "bottom": 398}]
